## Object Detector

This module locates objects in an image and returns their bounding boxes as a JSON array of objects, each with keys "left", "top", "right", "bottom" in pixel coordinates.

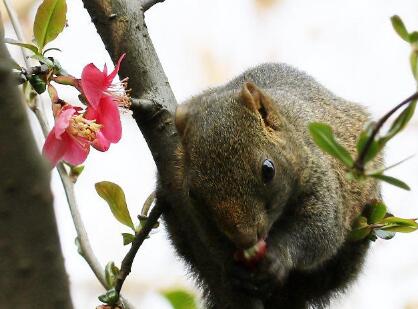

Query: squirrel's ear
[
  {"left": 240, "top": 82, "right": 279, "bottom": 130},
  {"left": 175, "top": 104, "right": 188, "bottom": 137}
]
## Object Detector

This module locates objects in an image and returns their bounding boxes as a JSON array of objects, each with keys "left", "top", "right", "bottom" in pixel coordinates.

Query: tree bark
[
  {"left": 0, "top": 20, "right": 73, "bottom": 309},
  {"left": 81, "top": 1, "right": 179, "bottom": 181}
]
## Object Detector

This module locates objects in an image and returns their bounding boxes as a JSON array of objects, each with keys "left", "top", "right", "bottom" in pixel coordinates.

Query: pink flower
[
  {"left": 80, "top": 54, "right": 127, "bottom": 151},
  {"left": 42, "top": 105, "right": 101, "bottom": 167}
]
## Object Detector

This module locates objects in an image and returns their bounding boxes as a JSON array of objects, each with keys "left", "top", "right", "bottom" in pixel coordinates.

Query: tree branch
[
  {"left": 354, "top": 91, "right": 418, "bottom": 171},
  {"left": 115, "top": 200, "right": 164, "bottom": 294},
  {"left": 141, "top": 0, "right": 166, "bottom": 12}
]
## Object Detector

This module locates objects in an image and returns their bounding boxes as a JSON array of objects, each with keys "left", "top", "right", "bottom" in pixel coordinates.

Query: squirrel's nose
[{"left": 229, "top": 224, "right": 258, "bottom": 249}]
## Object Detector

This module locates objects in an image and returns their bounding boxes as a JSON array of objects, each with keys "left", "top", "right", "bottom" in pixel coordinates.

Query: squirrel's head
[{"left": 175, "top": 82, "right": 304, "bottom": 250}]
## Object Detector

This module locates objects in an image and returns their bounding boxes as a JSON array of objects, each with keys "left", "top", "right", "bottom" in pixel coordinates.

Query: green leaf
[
  {"left": 382, "top": 100, "right": 417, "bottom": 143},
  {"left": 381, "top": 225, "right": 418, "bottom": 233},
  {"left": 379, "top": 216, "right": 418, "bottom": 233},
  {"left": 349, "top": 216, "right": 372, "bottom": 241},
  {"left": 368, "top": 202, "right": 387, "bottom": 224},
  {"left": 349, "top": 226, "right": 372, "bottom": 242},
  {"left": 374, "top": 229, "right": 396, "bottom": 240},
  {"left": 370, "top": 174, "right": 411, "bottom": 190},
  {"left": 367, "top": 155, "right": 414, "bottom": 176},
  {"left": 381, "top": 216, "right": 418, "bottom": 227},
  {"left": 308, "top": 122, "right": 354, "bottom": 167},
  {"left": 410, "top": 51, "right": 418, "bottom": 81},
  {"left": 122, "top": 233, "right": 135, "bottom": 246},
  {"left": 98, "top": 288, "right": 119, "bottom": 305},
  {"left": 30, "top": 54, "right": 54, "bottom": 67},
  {"left": 391, "top": 15, "right": 410, "bottom": 42},
  {"left": 33, "top": 0, "right": 67, "bottom": 51},
  {"left": 4, "top": 38, "right": 39, "bottom": 54},
  {"left": 356, "top": 122, "right": 382, "bottom": 164},
  {"left": 409, "top": 31, "right": 418, "bottom": 43},
  {"left": 95, "top": 181, "right": 135, "bottom": 230},
  {"left": 162, "top": 290, "right": 198, "bottom": 309},
  {"left": 104, "top": 262, "right": 120, "bottom": 288},
  {"left": 28, "top": 75, "right": 46, "bottom": 94}
]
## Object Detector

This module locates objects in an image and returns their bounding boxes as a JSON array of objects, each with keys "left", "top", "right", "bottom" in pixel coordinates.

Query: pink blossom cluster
[{"left": 43, "top": 55, "right": 127, "bottom": 167}]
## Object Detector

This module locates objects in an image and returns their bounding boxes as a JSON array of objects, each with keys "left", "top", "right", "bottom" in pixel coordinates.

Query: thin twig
[
  {"left": 354, "top": 91, "right": 418, "bottom": 171},
  {"left": 2, "top": 0, "right": 29, "bottom": 62},
  {"left": 56, "top": 164, "right": 108, "bottom": 284},
  {"left": 13, "top": 64, "right": 50, "bottom": 84},
  {"left": 31, "top": 87, "right": 113, "bottom": 290},
  {"left": 115, "top": 201, "right": 166, "bottom": 295},
  {"left": 140, "top": 0, "right": 165, "bottom": 12},
  {"left": 22, "top": 63, "right": 50, "bottom": 76}
]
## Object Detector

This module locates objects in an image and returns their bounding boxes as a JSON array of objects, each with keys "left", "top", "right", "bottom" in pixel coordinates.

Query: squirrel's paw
[{"left": 229, "top": 250, "right": 290, "bottom": 299}]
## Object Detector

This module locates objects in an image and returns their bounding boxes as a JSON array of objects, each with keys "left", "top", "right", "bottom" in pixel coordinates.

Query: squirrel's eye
[{"left": 262, "top": 159, "right": 275, "bottom": 183}]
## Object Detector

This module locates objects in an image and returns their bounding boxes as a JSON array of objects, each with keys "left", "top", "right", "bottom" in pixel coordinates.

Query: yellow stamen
[{"left": 68, "top": 115, "right": 102, "bottom": 141}]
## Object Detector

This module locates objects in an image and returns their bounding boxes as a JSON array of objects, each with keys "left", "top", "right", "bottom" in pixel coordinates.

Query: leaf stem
[{"left": 354, "top": 91, "right": 418, "bottom": 171}]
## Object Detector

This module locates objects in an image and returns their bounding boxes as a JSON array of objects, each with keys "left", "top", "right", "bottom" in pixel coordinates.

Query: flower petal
[
  {"left": 92, "top": 131, "right": 111, "bottom": 152},
  {"left": 81, "top": 63, "right": 106, "bottom": 109},
  {"left": 106, "top": 54, "right": 126, "bottom": 85},
  {"left": 84, "top": 105, "right": 98, "bottom": 120},
  {"left": 95, "top": 97, "right": 122, "bottom": 143},
  {"left": 62, "top": 134, "right": 90, "bottom": 165},
  {"left": 54, "top": 107, "right": 76, "bottom": 139},
  {"left": 42, "top": 130, "right": 69, "bottom": 167}
]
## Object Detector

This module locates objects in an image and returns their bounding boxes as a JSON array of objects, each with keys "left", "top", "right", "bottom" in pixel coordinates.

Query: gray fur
[{"left": 159, "top": 63, "right": 382, "bottom": 308}]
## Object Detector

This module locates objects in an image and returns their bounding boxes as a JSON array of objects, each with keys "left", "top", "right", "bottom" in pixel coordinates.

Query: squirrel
[{"left": 158, "top": 63, "right": 382, "bottom": 309}]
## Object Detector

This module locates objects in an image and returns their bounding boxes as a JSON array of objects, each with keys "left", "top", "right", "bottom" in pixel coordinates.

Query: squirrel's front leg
[{"left": 230, "top": 190, "right": 346, "bottom": 299}]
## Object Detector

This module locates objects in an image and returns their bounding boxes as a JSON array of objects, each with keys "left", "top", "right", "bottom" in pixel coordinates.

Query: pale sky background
[{"left": 3, "top": 0, "right": 418, "bottom": 308}]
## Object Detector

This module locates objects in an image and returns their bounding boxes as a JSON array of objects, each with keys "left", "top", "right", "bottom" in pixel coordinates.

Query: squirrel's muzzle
[
  {"left": 226, "top": 224, "right": 260, "bottom": 249},
  {"left": 215, "top": 200, "right": 268, "bottom": 249}
]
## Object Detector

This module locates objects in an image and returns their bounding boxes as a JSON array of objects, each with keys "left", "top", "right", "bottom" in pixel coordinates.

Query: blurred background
[{"left": 2, "top": 0, "right": 418, "bottom": 308}]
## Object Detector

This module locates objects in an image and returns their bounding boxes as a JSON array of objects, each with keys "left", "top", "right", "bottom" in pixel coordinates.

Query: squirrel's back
[{"left": 222, "top": 63, "right": 367, "bottom": 125}]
